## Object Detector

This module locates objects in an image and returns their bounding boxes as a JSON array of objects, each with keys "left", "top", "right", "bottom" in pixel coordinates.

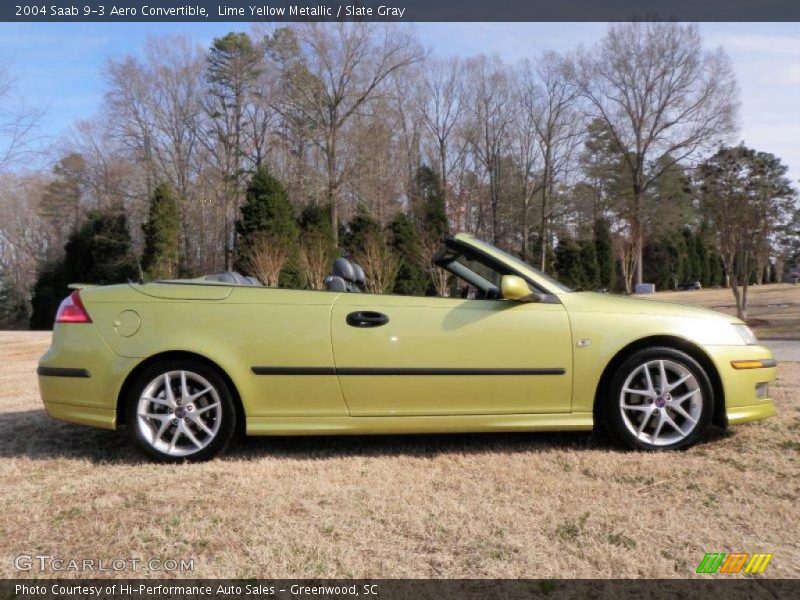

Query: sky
[{"left": 0, "top": 22, "right": 798, "bottom": 180}]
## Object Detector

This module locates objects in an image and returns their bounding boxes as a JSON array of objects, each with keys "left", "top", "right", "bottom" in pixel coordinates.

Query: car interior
[{"left": 199, "top": 238, "right": 546, "bottom": 301}]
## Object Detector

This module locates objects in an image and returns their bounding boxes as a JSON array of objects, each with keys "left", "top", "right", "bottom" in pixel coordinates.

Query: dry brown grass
[
  {"left": 639, "top": 284, "right": 800, "bottom": 340},
  {"left": 0, "top": 331, "right": 798, "bottom": 579}
]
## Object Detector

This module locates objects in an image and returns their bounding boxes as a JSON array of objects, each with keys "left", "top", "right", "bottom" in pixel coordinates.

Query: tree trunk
[
  {"left": 490, "top": 157, "right": 499, "bottom": 245},
  {"left": 521, "top": 187, "right": 529, "bottom": 262},
  {"left": 326, "top": 127, "right": 338, "bottom": 248},
  {"left": 439, "top": 139, "right": 448, "bottom": 220},
  {"left": 539, "top": 155, "right": 551, "bottom": 273}
]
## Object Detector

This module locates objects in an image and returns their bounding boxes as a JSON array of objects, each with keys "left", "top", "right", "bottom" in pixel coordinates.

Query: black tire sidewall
[
  {"left": 604, "top": 347, "right": 713, "bottom": 451},
  {"left": 125, "top": 359, "right": 236, "bottom": 463}
]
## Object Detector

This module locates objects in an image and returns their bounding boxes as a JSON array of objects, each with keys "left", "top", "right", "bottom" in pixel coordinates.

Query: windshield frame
[{"left": 435, "top": 234, "right": 573, "bottom": 296}]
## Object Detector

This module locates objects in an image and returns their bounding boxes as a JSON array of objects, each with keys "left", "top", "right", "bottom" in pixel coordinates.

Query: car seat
[{"left": 324, "top": 258, "right": 363, "bottom": 293}]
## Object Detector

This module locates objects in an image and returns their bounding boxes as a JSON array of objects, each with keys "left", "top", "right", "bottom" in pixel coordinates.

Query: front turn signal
[{"left": 731, "top": 359, "right": 777, "bottom": 370}]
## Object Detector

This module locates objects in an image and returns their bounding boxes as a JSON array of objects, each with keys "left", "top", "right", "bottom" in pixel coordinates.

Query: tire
[
  {"left": 125, "top": 359, "right": 236, "bottom": 463},
  {"left": 603, "top": 347, "right": 714, "bottom": 451}
]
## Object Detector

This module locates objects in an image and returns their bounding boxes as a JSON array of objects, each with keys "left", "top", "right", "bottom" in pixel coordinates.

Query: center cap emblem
[
  {"left": 655, "top": 397, "right": 666, "bottom": 408},
  {"left": 175, "top": 407, "right": 186, "bottom": 418}
]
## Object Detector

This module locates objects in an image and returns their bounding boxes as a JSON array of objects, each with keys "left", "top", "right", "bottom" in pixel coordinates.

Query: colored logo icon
[{"left": 696, "top": 553, "right": 773, "bottom": 574}]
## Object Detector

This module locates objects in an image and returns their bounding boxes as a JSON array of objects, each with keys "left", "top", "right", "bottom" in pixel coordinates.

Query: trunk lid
[{"left": 130, "top": 281, "right": 233, "bottom": 301}]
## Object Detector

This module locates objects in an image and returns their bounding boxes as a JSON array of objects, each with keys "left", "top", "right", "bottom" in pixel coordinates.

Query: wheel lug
[
  {"left": 653, "top": 409, "right": 660, "bottom": 415},
  {"left": 646, "top": 398, "right": 654, "bottom": 405},
  {"left": 184, "top": 417, "right": 190, "bottom": 423},
  {"left": 172, "top": 419, "right": 179, "bottom": 426}
]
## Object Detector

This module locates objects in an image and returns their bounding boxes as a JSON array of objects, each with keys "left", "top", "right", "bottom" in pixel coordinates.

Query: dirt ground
[
  {"left": 639, "top": 283, "right": 800, "bottom": 340},
  {"left": 0, "top": 331, "right": 797, "bottom": 579}
]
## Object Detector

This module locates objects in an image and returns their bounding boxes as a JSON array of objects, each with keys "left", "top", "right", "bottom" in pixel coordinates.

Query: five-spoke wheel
[
  {"left": 605, "top": 347, "right": 712, "bottom": 450},
  {"left": 126, "top": 359, "right": 235, "bottom": 462}
]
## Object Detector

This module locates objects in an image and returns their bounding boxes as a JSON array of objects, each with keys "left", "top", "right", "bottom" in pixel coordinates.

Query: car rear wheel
[
  {"left": 604, "top": 347, "right": 713, "bottom": 450},
  {"left": 126, "top": 359, "right": 236, "bottom": 462}
]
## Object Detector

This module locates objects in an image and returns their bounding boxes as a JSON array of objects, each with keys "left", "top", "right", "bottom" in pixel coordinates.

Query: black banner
[
  {"left": 2, "top": 580, "right": 800, "bottom": 600},
  {"left": 3, "top": 0, "right": 800, "bottom": 23}
]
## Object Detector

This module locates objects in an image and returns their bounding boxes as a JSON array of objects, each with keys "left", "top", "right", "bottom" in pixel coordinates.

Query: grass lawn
[
  {"left": 0, "top": 332, "right": 797, "bottom": 579},
  {"left": 637, "top": 283, "right": 800, "bottom": 340}
]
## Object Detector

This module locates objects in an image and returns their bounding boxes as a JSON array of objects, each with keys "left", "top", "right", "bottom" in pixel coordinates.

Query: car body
[{"left": 38, "top": 233, "right": 777, "bottom": 461}]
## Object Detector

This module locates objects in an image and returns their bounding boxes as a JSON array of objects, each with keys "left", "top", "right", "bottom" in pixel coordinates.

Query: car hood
[{"left": 558, "top": 291, "right": 742, "bottom": 324}]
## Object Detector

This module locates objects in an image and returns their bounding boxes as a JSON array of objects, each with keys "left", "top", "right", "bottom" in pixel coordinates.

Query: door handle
[{"left": 346, "top": 311, "right": 390, "bottom": 328}]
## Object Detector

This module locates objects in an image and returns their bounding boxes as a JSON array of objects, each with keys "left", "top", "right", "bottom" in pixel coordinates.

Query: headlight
[{"left": 733, "top": 324, "right": 758, "bottom": 345}]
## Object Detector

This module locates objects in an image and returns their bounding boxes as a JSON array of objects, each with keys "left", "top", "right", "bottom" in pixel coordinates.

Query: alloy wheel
[
  {"left": 618, "top": 359, "right": 703, "bottom": 447},
  {"left": 136, "top": 370, "right": 222, "bottom": 457}
]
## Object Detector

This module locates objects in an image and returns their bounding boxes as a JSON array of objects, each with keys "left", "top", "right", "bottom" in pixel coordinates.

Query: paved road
[{"left": 764, "top": 340, "right": 800, "bottom": 362}]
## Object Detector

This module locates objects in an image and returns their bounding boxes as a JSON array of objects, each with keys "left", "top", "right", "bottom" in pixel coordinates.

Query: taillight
[{"left": 55, "top": 291, "right": 92, "bottom": 324}]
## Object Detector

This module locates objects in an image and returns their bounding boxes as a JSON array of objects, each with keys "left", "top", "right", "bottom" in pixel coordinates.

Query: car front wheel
[
  {"left": 605, "top": 347, "right": 713, "bottom": 450},
  {"left": 126, "top": 359, "right": 236, "bottom": 462}
]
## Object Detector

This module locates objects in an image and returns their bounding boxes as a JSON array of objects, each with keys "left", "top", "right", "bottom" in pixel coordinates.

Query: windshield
[
  {"left": 458, "top": 236, "right": 573, "bottom": 294},
  {"left": 488, "top": 244, "right": 573, "bottom": 293}
]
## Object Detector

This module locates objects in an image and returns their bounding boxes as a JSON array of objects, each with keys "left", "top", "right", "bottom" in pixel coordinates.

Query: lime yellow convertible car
[{"left": 37, "top": 233, "right": 776, "bottom": 462}]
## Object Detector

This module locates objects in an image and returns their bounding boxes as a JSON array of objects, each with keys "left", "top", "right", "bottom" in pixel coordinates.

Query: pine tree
[
  {"left": 388, "top": 212, "right": 427, "bottom": 296},
  {"left": 344, "top": 204, "right": 381, "bottom": 257},
  {"left": 577, "top": 239, "right": 601, "bottom": 290},
  {"left": 681, "top": 228, "right": 703, "bottom": 283},
  {"left": 554, "top": 236, "right": 581, "bottom": 289},
  {"left": 300, "top": 202, "right": 335, "bottom": 240},
  {"left": 529, "top": 232, "right": 555, "bottom": 274},
  {"left": 29, "top": 261, "right": 67, "bottom": 331},
  {"left": 64, "top": 209, "right": 138, "bottom": 284},
  {"left": 593, "top": 218, "right": 615, "bottom": 290},
  {"left": 234, "top": 166, "right": 298, "bottom": 274},
  {"left": 413, "top": 165, "right": 448, "bottom": 241},
  {"left": 295, "top": 203, "right": 336, "bottom": 290},
  {"left": 0, "top": 270, "right": 28, "bottom": 330},
  {"left": 645, "top": 232, "right": 688, "bottom": 291},
  {"left": 29, "top": 208, "right": 138, "bottom": 329},
  {"left": 141, "top": 183, "right": 182, "bottom": 280},
  {"left": 695, "top": 234, "right": 710, "bottom": 287},
  {"left": 39, "top": 153, "right": 86, "bottom": 257}
]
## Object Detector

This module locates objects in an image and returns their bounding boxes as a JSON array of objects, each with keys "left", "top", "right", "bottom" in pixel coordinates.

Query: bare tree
[
  {"left": 518, "top": 53, "right": 583, "bottom": 271},
  {"left": 464, "top": 55, "right": 516, "bottom": 244},
  {"left": 417, "top": 57, "right": 466, "bottom": 216},
  {"left": 245, "top": 233, "right": 292, "bottom": 287},
  {"left": 571, "top": 22, "right": 738, "bottom": 286},
  {"left": 105, "top": 36, "right": 208, "bottom": 271},
  {"left": 297, "top": 231, "right": 335, "bottom": 290},
  {"left": 0, "top": 173, "right": 50, "bottom": 308},
  {"left": 417, "top": 231, "right": 450, "bottom": 296},
  {"left": 266, "top": 23, "right": 424, "bottom": 245},
  {"left": 202, "top": 32, "right": 265, "bottom": 269},
  {"left": 699, "top": 146, "right": 795, "bottom": 320},
  {"left": 0, "top": 60, "right": 43, "bottom": 171},
  {"left": 352, "top": 231, "right": 400, "bottom": 294}
]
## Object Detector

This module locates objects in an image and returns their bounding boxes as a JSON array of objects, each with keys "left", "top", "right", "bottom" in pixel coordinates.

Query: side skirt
[{"left": 246, "top": 412, "right": 593, "bottom": 436}]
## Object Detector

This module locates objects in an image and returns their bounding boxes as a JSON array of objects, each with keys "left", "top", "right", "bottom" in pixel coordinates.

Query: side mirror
[{"left": 500, "top": 275, "right": 538, "bottom": 302}]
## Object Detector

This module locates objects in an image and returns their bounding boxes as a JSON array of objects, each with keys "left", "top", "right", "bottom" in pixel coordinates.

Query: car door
[{"left": 330, "top": 293, "right": 573, "bottom": 416}]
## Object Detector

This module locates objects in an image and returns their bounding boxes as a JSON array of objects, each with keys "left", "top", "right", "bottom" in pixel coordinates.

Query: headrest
[
  {"left": 324, "top": 275, "right": 347, "bottom": 292},
  {"left": 351, "top": 263, "right": 366, "bottom": 286},
  {"left": 332, "top": 258, "right": 356, "bottom": 282}
]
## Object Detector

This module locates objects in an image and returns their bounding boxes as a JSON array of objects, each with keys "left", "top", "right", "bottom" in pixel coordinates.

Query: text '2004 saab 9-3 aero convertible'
[{"left": 37, "top": 233, "right": 776, "bottom": 462}]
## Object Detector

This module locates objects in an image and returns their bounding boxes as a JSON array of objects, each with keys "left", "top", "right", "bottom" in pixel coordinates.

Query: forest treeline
[{"left": 0, "top": 22, "right": 798, "bottom": 329}]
